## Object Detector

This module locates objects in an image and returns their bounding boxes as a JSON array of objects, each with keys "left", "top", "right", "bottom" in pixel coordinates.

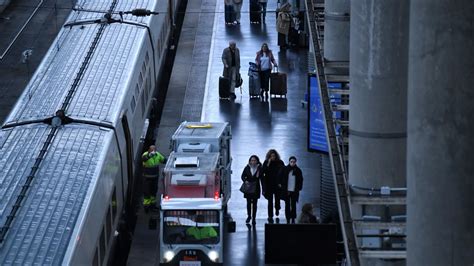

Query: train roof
[
  {"left": 0, "top": 123, "right": 114, "bottom": 264},
  {"left": 3, "top": 0, "right": 156, "bottom": 128}
]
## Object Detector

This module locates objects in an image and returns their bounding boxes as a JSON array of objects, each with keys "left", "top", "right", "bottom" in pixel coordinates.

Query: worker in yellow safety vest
[{"left": 142, "top": 145, "right": 166, "bottom": 210}]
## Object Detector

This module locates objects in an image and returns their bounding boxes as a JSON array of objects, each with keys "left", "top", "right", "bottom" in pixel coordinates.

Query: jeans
[{"left": 229, "top": 66, "right": 238, "bottom": 93}]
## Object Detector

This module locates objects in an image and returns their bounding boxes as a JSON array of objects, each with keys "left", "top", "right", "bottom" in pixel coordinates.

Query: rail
[{"left": 305, "top": 1, "right": 360, "bottom": 265}]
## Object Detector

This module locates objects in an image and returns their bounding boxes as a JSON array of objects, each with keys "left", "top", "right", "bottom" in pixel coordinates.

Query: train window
[
  {"left": 99, "top": 227, "right": 106, "bottom": 264},
  {"left": 130, "top": 96, "right": 136, "bottom": 112},
  {"left": 144, "top": 78, "right": 149, "bottom": 100},
  {"left": 139, "top": 72, "right": 143, "bottom": 89},
  {"left": 141, "top": 92, "right": 146, "bottom": 118},
  {"left": 93, "top": 247, "right": 99, "bottom": 266},
  {"left": 106, "top": 206, "right": 112, "bottom": 243},
  {"left": 112, "top": 187, "right": 117, "bottom": 220},
  {"left": 145, "top": 52, "right": 149, "bottom": 65}
]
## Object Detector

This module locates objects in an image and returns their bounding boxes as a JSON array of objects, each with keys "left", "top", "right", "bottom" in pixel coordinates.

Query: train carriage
[{"left": 0, "top": 0, "right": 181, "bottom": 264}]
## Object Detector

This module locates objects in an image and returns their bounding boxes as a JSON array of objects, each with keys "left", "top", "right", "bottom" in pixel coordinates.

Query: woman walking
[
  {"left": 233, "top": 0, "right": 243, "bottom": 24},
  {"left": 255, "top": 43, "right": 278, "bottom": 99},
  {"left": 241, "top": 155, "right": 262, "bottom": 224},
  {"left": 261, "top": 149, "right": 284, "bottom": 223},
  {"left": 279, "top": 156, "right": 303, "bottom": 224},
  {"left": 276, "top": 3, "right": 292, "bottom": 49}
]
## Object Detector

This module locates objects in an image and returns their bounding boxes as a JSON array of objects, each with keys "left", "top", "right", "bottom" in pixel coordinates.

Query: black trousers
[
  {"left": 246, "top": 198, "right": 258, "bottom": 218},
  {"left": 267, "top": 192, "right": 281, "bottom": 218},
  {"left": 259, "top": 69, "right": 271, "bottom": 92},
  {"left": 278, "top": 32, "right": 287, "bottom": 47},
  {"left": 143, "top": 177, "right": 158, "bottom": 199},
  {"left": 285, "top": 192, "right": 298, "bottom": 219}
]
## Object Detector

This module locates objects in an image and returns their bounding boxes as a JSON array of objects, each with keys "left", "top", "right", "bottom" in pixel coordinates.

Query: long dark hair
[
  {"left": 265, "top": 149, "right": 281, "bottom": 161},
  {"left": 258, "top": 43, "right": 272, "bottom": 57},
  {"left": 248, "top": 155, "right": 260, "bottom": 164}
]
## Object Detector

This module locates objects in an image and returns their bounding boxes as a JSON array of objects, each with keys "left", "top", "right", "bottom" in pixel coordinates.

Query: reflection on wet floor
[{"left": 202, "top": 1, "right": 320, "bottom": 265}]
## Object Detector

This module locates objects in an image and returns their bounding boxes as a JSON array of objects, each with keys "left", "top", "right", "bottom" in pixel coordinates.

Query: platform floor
[{"left": 128, "top": 0, "right": 321, "bottom": 265}]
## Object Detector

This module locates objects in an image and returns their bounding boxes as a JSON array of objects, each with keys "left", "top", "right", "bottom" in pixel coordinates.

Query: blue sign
[
  {"left": 307, "top": 73, "right": 342, "bottom": 153},
  {"left": 308, "top": 74, "right": 328, "bottom": 152}
]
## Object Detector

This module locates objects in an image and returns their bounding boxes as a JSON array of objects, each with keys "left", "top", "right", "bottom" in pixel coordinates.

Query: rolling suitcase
[
  {"left": 248, "top": 62, "right": 261, "bottom": 97},
  {"left": 270, "top": 67, "right": 287, "bottom": 97},
  {"left": 249, "top": 0, "right": 261, "bottom": 23},
  {"left": 219, "top": 76, "right": 231, "bottom": 98},
  {"left": 248, "top": 75, "right": 261, "bottom": 97},
  {"left": 225, "top": 4, "right": 235, "bottom": 24}
]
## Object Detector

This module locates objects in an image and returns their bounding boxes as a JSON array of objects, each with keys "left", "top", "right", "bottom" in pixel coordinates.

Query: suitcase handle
[{"left": 273, "top": 66, "right": 279, "bottom": 73}]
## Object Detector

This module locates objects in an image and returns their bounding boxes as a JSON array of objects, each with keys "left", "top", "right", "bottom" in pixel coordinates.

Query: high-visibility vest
[
  {"left": 186, "top": 226, "right": 218, "bottom": 240},
  {"left": 142, "top": 151, "right": 165, "bottom": 168}
]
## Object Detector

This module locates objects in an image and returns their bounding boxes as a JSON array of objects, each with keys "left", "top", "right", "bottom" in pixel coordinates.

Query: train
[{"left": 0, "top": 0, "right": 181, "bottom": 264}]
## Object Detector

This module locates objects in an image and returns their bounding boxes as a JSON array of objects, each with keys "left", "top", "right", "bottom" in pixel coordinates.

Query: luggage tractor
[
  {"left": 170, "top": 122, "right": 232, "bottom": 205},
  {"left": 159, "top": 152, "right": 234, "bottom": 265}
]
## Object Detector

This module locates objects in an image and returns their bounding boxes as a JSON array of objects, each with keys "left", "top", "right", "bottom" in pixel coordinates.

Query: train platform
[
  {"left": 0, "top": 0, "right": 73, "bottom": 123},
  {"left": 128, "top": 0, "right": 321, "bottom": 265}
]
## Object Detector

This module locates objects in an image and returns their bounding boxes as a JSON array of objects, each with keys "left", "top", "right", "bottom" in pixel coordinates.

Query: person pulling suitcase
[
  {"left": 221, "top": 41, "right": 241, "bottom": 99},
  {"left": 255, "top": 43, "right": 278, "bottom": 100}
]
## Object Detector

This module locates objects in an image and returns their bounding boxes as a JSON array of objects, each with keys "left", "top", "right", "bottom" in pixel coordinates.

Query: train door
[{"left": 121, "top": 114, "right": 135, "bottom": 212}]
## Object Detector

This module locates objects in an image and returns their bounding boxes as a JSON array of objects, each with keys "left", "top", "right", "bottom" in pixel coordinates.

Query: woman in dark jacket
[
  {"left": 241, "top": 155, "right": 262, "bottom": 224},
  {"left": 261, "top": 149, "right": 284, "bottom": 223},
  {"left": 279, "top": 156, "right": 303, "bottom": 224}
]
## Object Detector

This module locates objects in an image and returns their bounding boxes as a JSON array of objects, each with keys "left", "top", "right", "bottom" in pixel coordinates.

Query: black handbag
[
  {"left": 236, "top": 73, "right": 243, "bottom": 87},
  {"left": 240, "top": 181, "right": 257, "bottom": 194}
]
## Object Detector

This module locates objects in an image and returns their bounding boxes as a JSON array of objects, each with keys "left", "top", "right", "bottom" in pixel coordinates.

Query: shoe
[
  {"left": 246, "top": 217, "right": 251, "bottom": 224},
  {"left": 292, "top": 218, "right": 296, "bottom": 224},
  {"left": 287, "top": 219, "right": 290, "bottom": 224},
  {"left": 252, "top": 219, "right": 256, "bottom": 225},
  {"left": 267, "top": 217, "right": 274, "bottom": 223}
]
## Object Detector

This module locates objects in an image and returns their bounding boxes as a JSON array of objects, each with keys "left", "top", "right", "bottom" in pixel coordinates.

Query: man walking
[{"left": 221, "top": 41, "right": 241, "bottom": 99}]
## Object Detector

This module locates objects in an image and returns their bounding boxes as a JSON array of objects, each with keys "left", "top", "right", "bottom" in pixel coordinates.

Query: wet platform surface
[
  {"left": 204, "top": 1, "right": 320, "bottom": 265},
  {"left": 129, "top": 0, "right": 321, "bottom": 265}
]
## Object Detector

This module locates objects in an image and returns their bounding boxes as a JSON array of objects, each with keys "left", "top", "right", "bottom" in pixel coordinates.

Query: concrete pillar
[
  {"left": 407, "top": 0, "right": 474, "bottom": 265},
  {"left": 349, "top": 0, "right": 409, "bottom": 263},
  {"left": 323, "top": 0, "right": 350, "bottom": 61}
]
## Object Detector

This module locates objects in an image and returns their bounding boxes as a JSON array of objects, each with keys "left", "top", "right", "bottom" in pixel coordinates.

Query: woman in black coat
[
  {"left": 278, "top": 156, "right": 303, "bottom": 224},
  {"left": 261, "top": 149, "right": 284, "bottom": 223},
  {"left": 241, "top": 155, "right": 262, "bottom": 224}
]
